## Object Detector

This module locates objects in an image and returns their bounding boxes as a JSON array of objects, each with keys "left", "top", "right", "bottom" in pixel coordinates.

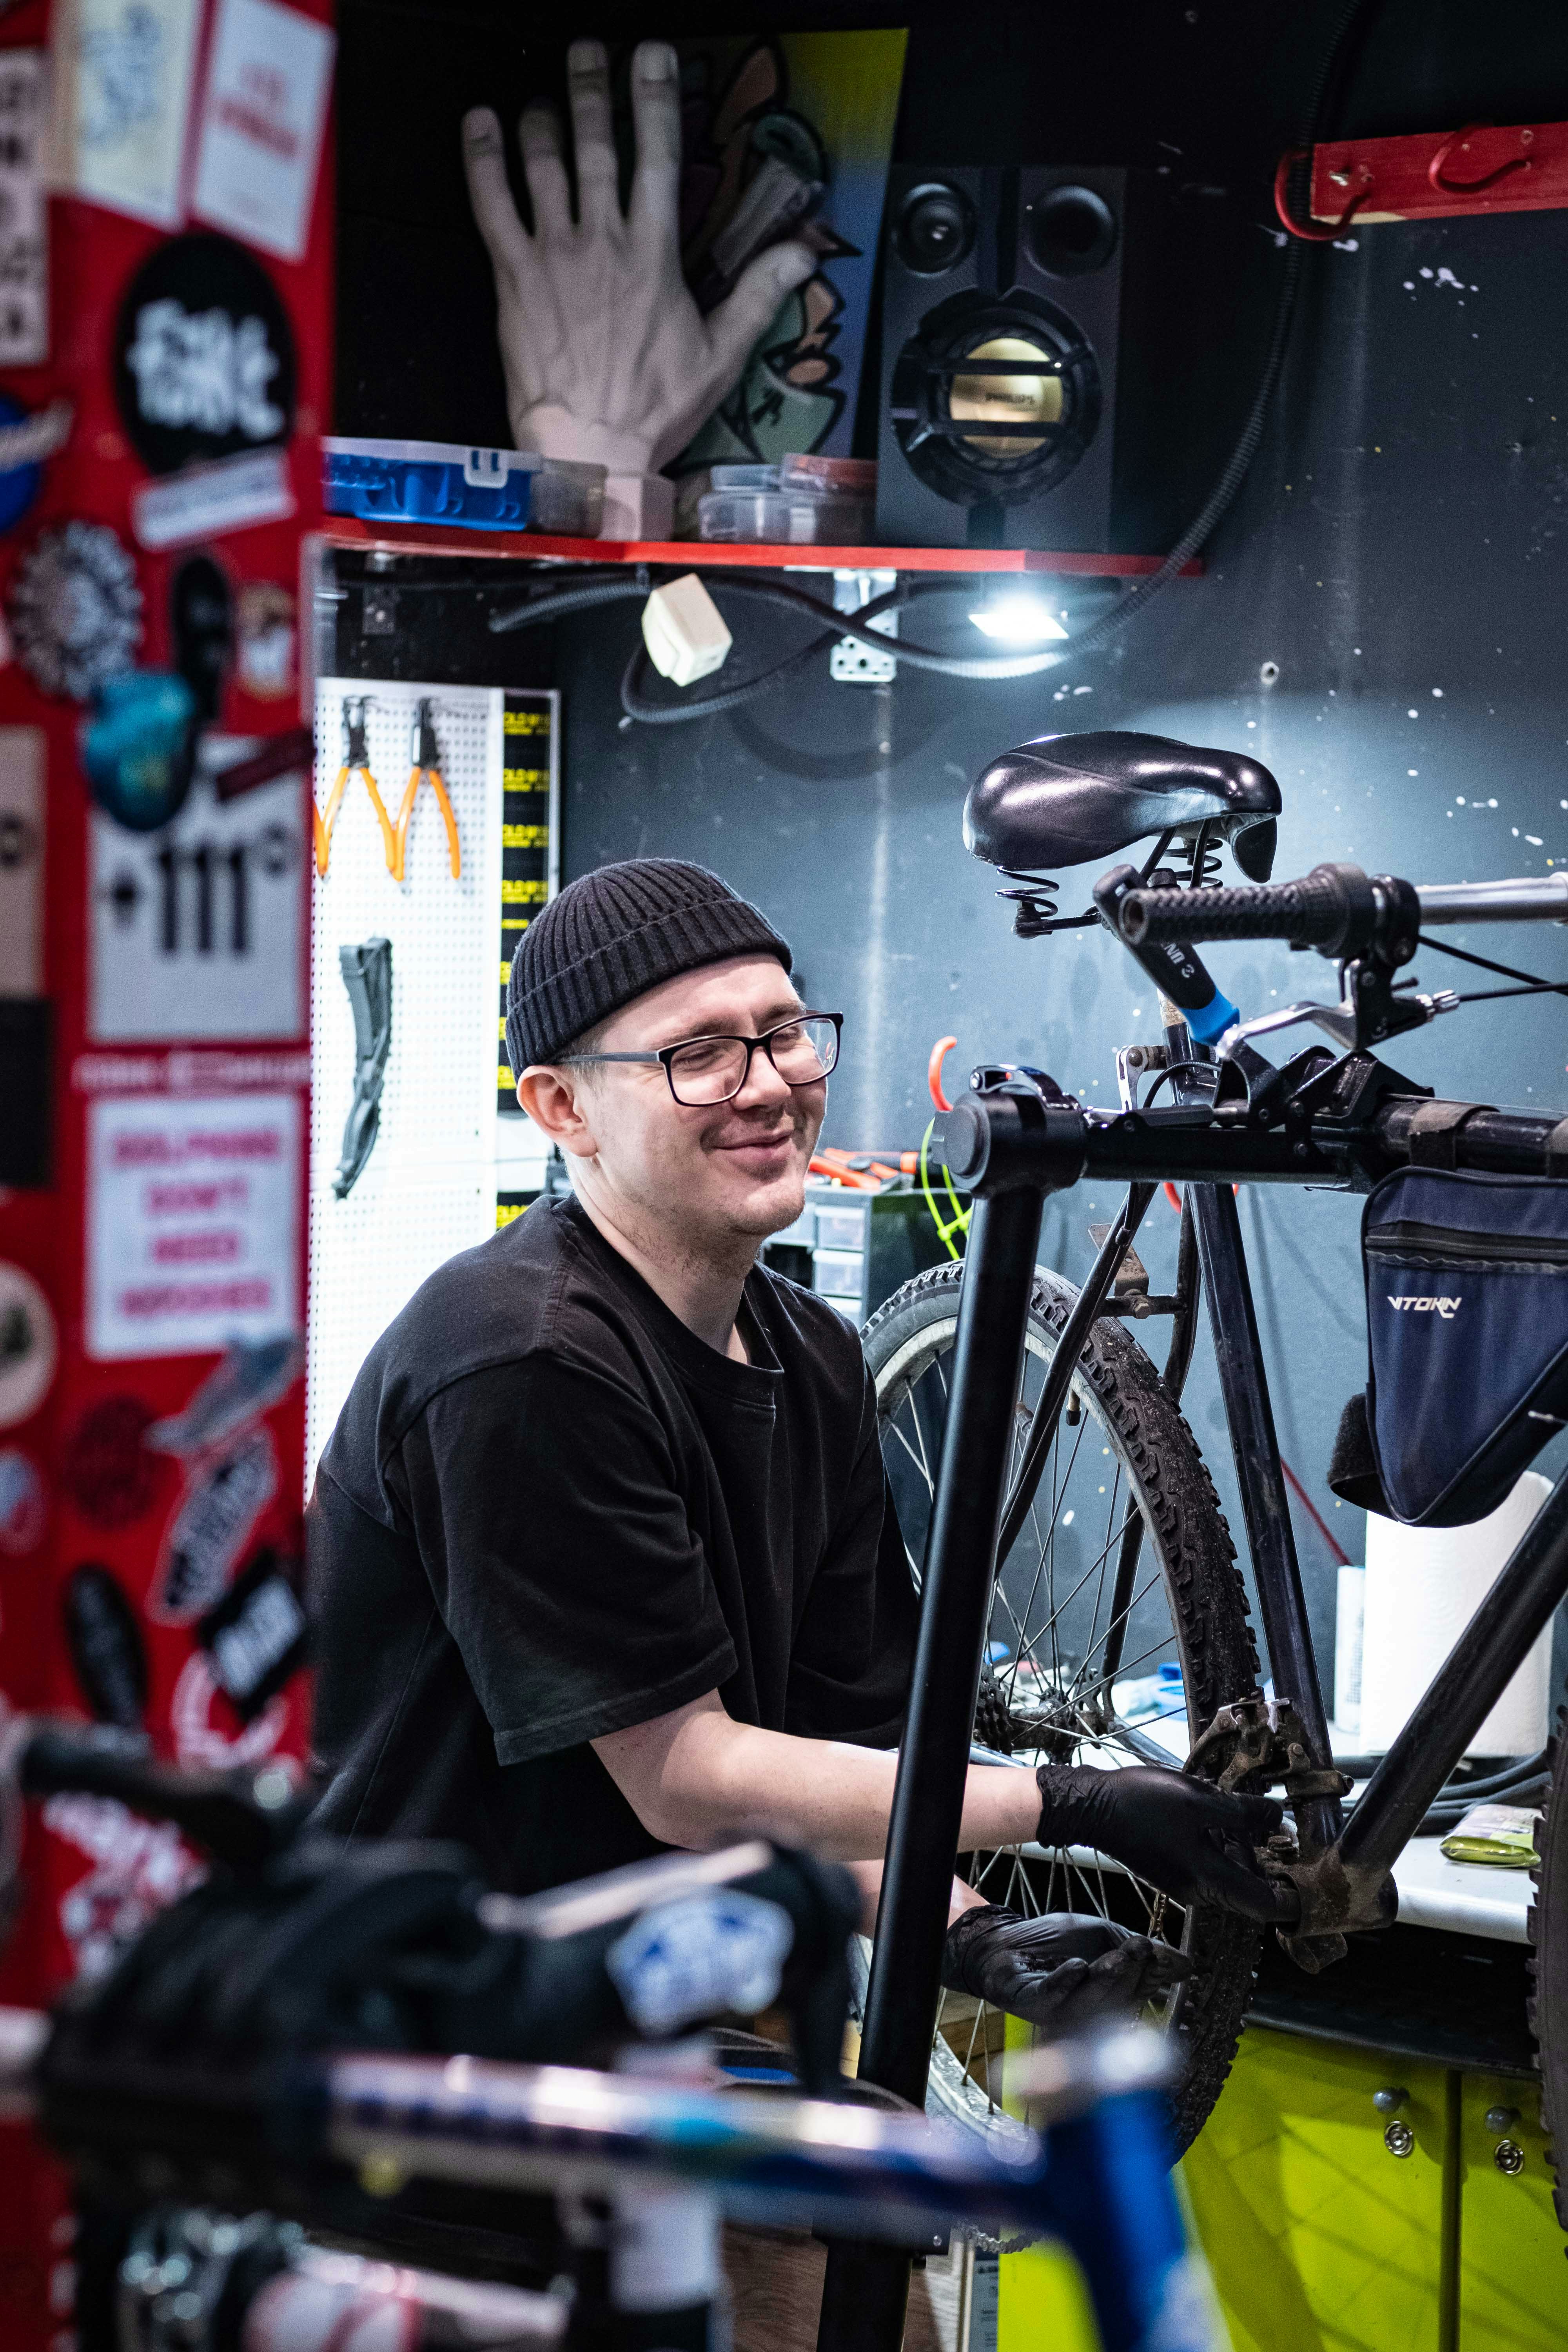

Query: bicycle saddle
[{"left": 964, "top": 730, "right": 1282, "bottom": 878}]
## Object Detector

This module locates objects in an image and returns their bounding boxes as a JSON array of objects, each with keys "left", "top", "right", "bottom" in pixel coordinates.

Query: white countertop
[{"left": 1390, "top": 1833, "right": 1531, "bottom": 1944}]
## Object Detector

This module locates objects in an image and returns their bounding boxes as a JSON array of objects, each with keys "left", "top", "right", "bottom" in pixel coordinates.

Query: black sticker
[
  {"left": 63, "top": 1563, "right": 148, "bottom": 1731},
  {"left": 154, "top": 1424, "right": 276, "bottom": 1622},
  {"left": 170, "top": 552, "right": 233, "bottom": 726},
  {"left": 197, "top": 1546, "right": 309, "bottom": 1720},
  {"left": 114, "top": 233, "right": 296, "bottom": 478}
]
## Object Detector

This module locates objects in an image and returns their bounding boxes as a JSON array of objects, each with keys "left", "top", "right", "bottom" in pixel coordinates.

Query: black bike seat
[{"left": 964, "top": 730, "right": 1283, "bottom": 876}]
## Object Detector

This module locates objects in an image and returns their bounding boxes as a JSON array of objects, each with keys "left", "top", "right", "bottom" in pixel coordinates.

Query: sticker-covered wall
[{"left": 0, "top": 2, "right": 333, "bottom": 2337}]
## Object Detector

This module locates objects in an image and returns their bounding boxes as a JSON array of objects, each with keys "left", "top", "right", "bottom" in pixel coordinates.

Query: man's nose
[{"left": 735, "top": 1043, "right": 794, "bottom": 1110}]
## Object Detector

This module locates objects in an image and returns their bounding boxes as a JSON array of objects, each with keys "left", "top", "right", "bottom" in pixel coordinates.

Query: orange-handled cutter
[
  {"left": 392, "top": 696, "right": 461, "bottom": 881},
  {"left": 314, "top": 694, "right": 397, "bottom": 877}
]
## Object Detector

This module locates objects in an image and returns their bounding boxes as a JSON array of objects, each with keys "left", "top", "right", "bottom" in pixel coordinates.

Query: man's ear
[{"left": 516, "top": 1066, "right": 600, "bottom": 1160}]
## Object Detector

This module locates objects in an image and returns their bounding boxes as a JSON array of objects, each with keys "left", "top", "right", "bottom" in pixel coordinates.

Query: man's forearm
[{"left": 592, "top": 1694, "right": 1041, "bottom": 1860}]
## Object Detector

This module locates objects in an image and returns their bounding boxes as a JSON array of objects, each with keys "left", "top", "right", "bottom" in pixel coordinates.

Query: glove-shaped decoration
[
  {"left": 1035, "top": 1763, "right": 1285, "bottom": 1924},
  {"left": 462, "top": 40, "right": 816, "bottom": 478},
  {"left": 942, "top": 1904, "right": 1191, "bottom": 2033}
]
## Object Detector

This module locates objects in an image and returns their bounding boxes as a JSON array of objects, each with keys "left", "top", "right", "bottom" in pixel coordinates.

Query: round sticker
[
  {"left": 61, "top": 1395, "right": 157, "bottom": 1528},
  {"left": 0, "top": 1448, "right": 45, "bottom": 1556},
  {"left": 114, "top": 233, "right": 296, "bottom": 477},
  {"left": 9, "top": 521, "right": 142, "bottom": 702},
  {"left": 0, "top": 1262, "right": 57, "bottom": 1429}
]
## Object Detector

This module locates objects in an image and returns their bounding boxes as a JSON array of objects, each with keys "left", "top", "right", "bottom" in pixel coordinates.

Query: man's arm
[
  {"left": 593, "top": 1690, "right": 1044, "bottom": 1860},
  {"left": 593, "top": 1690, "right": 1288, "bottom": 1927}
]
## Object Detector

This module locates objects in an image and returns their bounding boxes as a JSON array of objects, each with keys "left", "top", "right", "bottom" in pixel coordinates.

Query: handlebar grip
[{"left": 1118, "top": 870, "right": 1349, "bottom": 949}]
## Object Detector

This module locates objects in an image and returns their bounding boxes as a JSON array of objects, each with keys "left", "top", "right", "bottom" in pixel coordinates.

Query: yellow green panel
[
  {"left": 1457, "top": 2068, "right": 1565, "bottom": 2350},
  {"left": 1181, "top": 2025, "right": 1446, "bottom": 2352},
  {"left": 998, "top": 2237, "right": 1103, "bottom": 2352}
]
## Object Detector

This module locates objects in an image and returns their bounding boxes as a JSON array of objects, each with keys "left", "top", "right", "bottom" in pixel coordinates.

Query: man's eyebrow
[{"left": 658, "top": 999, "right": 807, "bottom": 1047}]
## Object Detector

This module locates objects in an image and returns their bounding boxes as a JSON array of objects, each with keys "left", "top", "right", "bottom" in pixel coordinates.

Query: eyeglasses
[{"left": 559, "top": 1011, "right": 842, "bottom": 1107}]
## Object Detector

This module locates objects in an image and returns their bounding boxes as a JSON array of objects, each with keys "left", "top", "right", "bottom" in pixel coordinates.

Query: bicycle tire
[
  {"left": 862, "top": 1260, "right": 1263, "bottom": 2159},
  {"left": 1529, "top": 1705, "right": 1568, "bottom": 2239}
]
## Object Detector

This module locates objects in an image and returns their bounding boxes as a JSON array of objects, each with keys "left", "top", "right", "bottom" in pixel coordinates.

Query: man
[{"left": 308, "top": 857, "right": 1281, "bottom": 2037}]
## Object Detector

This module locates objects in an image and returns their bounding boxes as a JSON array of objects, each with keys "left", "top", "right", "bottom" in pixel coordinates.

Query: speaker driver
[
  {"left": 1026, "top": 184, "right": 1119, "bottom": 278},
  {"left": 890, "top": 293, "right": 1102, "bottom": 510},
  {"left": 895, "top": 181, "right": 976, "bottom": 276}
]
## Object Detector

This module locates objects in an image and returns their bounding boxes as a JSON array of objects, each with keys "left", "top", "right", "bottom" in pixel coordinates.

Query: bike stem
[{"left": 816, "top": 1184, "right": 1045, "bottom": 2352}]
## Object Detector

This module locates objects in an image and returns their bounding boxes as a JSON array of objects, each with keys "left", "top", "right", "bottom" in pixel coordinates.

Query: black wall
[{"left": 336, "top": 0, "right": 1568, "bottom": 1684}]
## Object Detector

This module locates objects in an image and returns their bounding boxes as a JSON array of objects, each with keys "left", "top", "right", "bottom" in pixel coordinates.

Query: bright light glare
[{"left": 968, "top": 594, "right": 1070, "bottom": 644}]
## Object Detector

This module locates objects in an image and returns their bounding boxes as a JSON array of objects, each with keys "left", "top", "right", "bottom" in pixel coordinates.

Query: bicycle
[{"left": 852, "top": 729, "right": 1568, "bottom": 2199}]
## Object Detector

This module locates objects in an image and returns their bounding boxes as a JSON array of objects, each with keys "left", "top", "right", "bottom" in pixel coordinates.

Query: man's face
[{"left": 553, "top": 955, "right": 828, "bottom": 1251}]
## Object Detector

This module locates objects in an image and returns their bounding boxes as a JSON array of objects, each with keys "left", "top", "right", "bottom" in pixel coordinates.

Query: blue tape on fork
[{"left": 1183, "top": 988, "right": 1239, "bottom": 1047}]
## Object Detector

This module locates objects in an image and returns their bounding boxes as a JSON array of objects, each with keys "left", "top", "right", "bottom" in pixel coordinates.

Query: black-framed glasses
[{"left": 559, "top": 1011, "right": 842, "bottom": 1107}]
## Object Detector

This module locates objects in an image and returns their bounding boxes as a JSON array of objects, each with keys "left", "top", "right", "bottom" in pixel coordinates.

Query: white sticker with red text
[
  {"left": 191, "top": 0, "right": 335, "bottom": 263},
  {"left": 87, "top": 1091, "right": 300, "bottom": 1360}
]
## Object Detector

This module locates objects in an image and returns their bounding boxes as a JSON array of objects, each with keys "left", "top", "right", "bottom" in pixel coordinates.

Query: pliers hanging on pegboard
[
  {"left": 392, "top": 697, "right": 461, "bottom": 880},
  {"left": 314, "top": 694, "right": 397, "bottom": 878}
]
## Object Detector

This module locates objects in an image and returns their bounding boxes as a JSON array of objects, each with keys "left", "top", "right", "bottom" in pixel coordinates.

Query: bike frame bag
[{"left": 1329, "top": 1166, "right": 1568, "bottom": 1528}]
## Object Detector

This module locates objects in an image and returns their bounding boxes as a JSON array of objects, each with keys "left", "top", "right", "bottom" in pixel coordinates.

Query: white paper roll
[
  {"left": 1360, "top": 1470, "right": 1554, "bottom": 1756},
  {"left": 1334, "top": 1564, "right": 1365, "bottom": 1738}
]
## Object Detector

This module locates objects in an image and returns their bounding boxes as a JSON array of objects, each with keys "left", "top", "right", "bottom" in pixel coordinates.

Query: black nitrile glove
[
  {"left": 941, "top": 1904, "right": 1192, "bottom": 2032},
  {"left": 1035, "top": 1763, "right": 1285, "bottom": 1923}
]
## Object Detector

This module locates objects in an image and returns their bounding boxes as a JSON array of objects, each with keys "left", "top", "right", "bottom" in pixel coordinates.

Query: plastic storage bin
[
  {"left": 323, "top": 439, "right": 606, "bottom": 536},
  {"left": 697, "top": 489, "right": 873, "bottom": 544}
]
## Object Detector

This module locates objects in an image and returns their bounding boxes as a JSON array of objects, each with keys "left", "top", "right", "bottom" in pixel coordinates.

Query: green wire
[{"left": 919, "top": 1117, "right": 971, "bottom": 1259}]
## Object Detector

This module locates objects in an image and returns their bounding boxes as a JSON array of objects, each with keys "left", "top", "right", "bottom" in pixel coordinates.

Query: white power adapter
[{"left": 640, "top": 574, "right": 733, "bottom": 688}]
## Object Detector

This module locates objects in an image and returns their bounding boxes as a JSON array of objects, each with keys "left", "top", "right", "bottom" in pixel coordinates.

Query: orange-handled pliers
[
  {"left": 392, "top": 697, "right": 461, "bottom": 881},
  {"left": 314, "top": 695, "right": 397, "bottom": 877}
]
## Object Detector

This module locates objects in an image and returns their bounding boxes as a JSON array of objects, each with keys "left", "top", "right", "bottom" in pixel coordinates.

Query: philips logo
[{"left": 1388, "top": 1295, "right": 1462, "bottom": 1320}]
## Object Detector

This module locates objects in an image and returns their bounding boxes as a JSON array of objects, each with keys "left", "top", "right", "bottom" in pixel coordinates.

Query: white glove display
[{"left": 462, "top": 39, "right": 817, "bottom": 479}]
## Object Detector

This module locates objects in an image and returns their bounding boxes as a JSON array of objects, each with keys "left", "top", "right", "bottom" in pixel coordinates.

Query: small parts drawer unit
[{"left": 762, "top": 1181, "right": 950, "bottom": 1326}]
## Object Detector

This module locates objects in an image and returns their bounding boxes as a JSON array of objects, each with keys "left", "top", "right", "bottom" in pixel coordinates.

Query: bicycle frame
[{"left": 823, "top": 1006, "right": 1568, "bottom": 2352}]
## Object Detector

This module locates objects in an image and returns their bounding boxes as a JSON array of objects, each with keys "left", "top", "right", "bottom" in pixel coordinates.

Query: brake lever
[{"left": 1219, "top": 984, "right": 1459, "bottom": 1059}]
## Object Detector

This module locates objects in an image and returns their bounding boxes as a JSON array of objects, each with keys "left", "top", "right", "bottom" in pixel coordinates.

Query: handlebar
[{"left": 1118, "top": 865, "right": 1568, "bottom": 951}]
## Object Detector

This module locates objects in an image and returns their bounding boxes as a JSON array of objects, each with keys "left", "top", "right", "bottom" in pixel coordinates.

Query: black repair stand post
[{"left": 815, "top": 1184, "right": 1044, "bottom": 2352}]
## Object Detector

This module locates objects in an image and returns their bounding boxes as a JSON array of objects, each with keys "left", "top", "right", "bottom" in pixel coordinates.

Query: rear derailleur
[{"left": 1184, "top": 1692, "right": 1394, "bottom": 1973}]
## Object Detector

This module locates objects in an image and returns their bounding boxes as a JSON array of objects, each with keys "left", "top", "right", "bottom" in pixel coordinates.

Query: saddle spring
[{"left": 996, "top": 869, "right": 1099, "bottom": 940}]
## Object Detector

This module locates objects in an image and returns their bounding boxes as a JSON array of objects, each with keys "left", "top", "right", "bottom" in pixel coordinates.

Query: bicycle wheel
[
  {"left": 1530, "top": 1707, "right": 1568, "bottom": 2237},
  {"left": 863, "top": 1259, "right": 1263, "bottom": 2159}
]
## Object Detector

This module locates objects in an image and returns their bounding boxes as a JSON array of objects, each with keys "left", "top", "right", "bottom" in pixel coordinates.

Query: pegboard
[{"left": 307, "top": 678, "right": 503, "bottom": 1483}]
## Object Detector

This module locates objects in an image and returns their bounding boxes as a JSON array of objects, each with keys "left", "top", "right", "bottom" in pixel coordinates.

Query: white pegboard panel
[
  {"left": 307, "top": 679, "right": 503, "bottom": 1485},
  {"left": 307, "top": 1169, "right": 495, "bottom": 1486}
]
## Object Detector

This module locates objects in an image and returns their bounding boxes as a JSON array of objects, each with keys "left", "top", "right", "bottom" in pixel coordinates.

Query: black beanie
[{"left": 506, "top": 858, "right": 793, "bottom": 1074}]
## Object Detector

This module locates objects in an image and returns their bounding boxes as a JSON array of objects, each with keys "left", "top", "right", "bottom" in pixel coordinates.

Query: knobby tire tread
[
  {"left": 1528, "top": 1706, "right": 1568, "bottom": 2241},
  {"left": 862, "top": 1261, "right": 1263, "bottom": 2158}
]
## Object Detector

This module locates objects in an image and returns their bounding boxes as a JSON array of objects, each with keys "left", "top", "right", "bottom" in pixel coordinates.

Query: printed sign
[
  {"left": 114, "top": 232, "right": 296, "bottom": 477},
  {"left": 0, "top": 726, "right": 43, "bottom": 993},
  {"left": 86, "top": 1090, "right": 301, "bottom": 1361},
  {"left": 0, "top": 53, "right": 48, "bottom": 363},
  {"left": 90, "top": 749, "right": 305, "bottom": 1042},
  {"left": 49, "top": 0, "right": 203, "bottom": 231},
  {"left": 192, "top": 0, "right": 335, "bottom": 264}
]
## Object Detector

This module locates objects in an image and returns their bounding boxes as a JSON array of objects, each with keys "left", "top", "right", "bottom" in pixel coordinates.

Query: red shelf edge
[{"left": 319, "top": 517, "right": 1200, "bottom": 578}]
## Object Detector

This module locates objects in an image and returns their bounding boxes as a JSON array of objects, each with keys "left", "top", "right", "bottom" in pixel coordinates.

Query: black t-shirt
[{"left": 305, "top": 1195, "right": 918, "bottom": 1894}]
